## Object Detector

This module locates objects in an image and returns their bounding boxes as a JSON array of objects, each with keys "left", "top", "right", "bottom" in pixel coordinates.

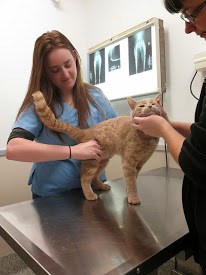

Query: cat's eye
[{"left": 139, "top": 104, "right": 145, "bottom": 107}]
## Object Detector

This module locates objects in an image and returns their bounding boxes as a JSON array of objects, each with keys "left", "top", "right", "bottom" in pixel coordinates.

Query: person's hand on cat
[
  {"left": 132, "top": 115, "right": 170, "bottom": 137},
  {"left": 71, "top": 140, "right": 102, "bottom": 162}
]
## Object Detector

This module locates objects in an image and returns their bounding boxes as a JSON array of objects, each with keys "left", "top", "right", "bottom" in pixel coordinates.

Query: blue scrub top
[{"left": 14, "top": 88, "right": 118, "bottom": 196}]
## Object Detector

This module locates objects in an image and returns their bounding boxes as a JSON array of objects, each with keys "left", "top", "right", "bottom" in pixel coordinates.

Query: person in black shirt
[{"left": 133, "top": 0, "right": 206, "bottom": 274}]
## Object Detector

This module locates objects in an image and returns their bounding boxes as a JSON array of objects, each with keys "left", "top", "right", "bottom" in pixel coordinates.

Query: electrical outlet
[{"left": 194, "top": 51, "right": 206, "bottom": 71}]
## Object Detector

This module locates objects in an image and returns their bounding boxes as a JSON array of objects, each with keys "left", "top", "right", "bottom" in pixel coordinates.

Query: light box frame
[{"left": 87, "top": 17, "right": 166, "bottom": 101}]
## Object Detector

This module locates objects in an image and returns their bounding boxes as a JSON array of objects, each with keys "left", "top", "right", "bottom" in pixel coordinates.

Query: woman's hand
[
  {"left": 133, "top": 115, "right": 169, "bottom": 137},
  {"left": 71, "top": 140, "right": 102, "bottom": 162}
]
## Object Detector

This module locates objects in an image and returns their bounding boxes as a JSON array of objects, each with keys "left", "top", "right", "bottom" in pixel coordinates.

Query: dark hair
[{"left": 163, "top": 0, "right": 184, "bottom": 13}]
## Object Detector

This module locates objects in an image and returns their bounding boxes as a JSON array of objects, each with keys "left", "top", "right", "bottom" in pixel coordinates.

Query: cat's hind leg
[
  {"left": 122, "top": 159, "right": 141, "bottom": 205},
  {"left": 93, "top": 160, "right": 111, "bottom": 191},
  {"left": 81, "top": 160, "right": 100, "bottom": 201}
]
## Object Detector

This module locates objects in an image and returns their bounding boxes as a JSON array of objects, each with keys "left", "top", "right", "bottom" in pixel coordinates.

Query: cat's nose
[{"left": 148, "top": 105, "right": 152, "bottom": 108}]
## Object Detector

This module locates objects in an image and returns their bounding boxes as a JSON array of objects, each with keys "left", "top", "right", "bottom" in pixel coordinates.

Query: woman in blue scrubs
[{"left": 6, "top": 30, "right": 117, "bottom": 198}]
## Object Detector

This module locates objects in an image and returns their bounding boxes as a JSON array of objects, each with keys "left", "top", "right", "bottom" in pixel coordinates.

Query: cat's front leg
[
  {"left": 122, "top": 160, "right": 141, "bottom": 205},
  {"left": 83, "top": 188, "right": 98, "bottom": 201},
  {"left": 126, "top": 185, "right": 141, "bottom": 205}
]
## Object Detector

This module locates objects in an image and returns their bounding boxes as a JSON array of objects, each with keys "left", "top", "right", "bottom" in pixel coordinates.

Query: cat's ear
[
  {"left": 127, "top": 97, "right": 136, "bottom": 110},
  {"left": 155, "top": 93, "right": 162, "bottom": 104}
]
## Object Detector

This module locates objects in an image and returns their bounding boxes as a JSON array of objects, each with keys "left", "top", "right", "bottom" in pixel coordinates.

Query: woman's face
[
  {"left": 46, "top": 48, "right": 77, "bottom": 94},
  {"left": 182, "top": 0, "right": 206, "bottom": 38}
]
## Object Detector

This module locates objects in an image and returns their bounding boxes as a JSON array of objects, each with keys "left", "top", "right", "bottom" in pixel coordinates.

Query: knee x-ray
[
  {"left": 128, "top": 28, "right": 152, "bottom": 75},
  {"left": 89, "top": 49, "right": 105, "bottom": 85}
]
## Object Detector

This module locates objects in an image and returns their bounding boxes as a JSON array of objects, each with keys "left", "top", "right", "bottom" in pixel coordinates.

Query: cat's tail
[{"left": 32, "top": 91, "right": 83, "bottom": 141}]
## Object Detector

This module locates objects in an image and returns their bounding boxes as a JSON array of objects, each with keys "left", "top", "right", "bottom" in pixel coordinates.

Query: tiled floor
[{"left": 0, "top": 254, "right": 34, "bottom": 275}]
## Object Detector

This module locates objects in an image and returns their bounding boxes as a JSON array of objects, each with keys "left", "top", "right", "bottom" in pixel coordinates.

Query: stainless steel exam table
[{"left": 0, "top": 168, "right": 189, "bottom": 275}]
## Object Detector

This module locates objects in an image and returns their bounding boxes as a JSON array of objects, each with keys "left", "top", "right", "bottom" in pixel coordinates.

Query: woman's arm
[
  {"left": 6, "top": 138, "right": 102, "bottom": 162},
  {"left": 159, "top": 121, "right": 185, "bottom": 164},
  {"left": 170, "top": 121, "right": 192, "bottom": 138},
  {"left": 157, "top": 102, "right": 191, "bottom": 138}
]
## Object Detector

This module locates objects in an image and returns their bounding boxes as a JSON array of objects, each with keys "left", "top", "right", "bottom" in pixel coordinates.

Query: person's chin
[{"left": 63, "top": 81, "right": 74, "bottom": 89}]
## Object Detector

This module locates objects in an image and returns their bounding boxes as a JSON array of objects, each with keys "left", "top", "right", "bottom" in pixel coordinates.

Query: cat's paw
[
  {"left": 101, "top": 184, "right": 111, "bottom": 191},
  {"left": 85, "top": 193, "right": 98, "bottom": 201},
  {"left": 128, "top": 196, "right": 141, "bottom": 205}
]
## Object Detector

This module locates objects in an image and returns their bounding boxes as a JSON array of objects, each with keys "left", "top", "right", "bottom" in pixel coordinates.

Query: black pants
[
  {"left": 182, "top": 178, "right": 206, "bottom": 272},
  {"left": 202, "top": 267, "right": 206, "bottom": 275}
]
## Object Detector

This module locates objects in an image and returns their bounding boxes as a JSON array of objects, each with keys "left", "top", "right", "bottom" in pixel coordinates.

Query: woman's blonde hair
[{"left": 16, "top": 30, "right": 103, "bottom": 138}]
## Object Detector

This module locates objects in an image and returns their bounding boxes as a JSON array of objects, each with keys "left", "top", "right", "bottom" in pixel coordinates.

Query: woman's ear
[{"left": 73, "top": 50, "right": 77, "bottom": 61}]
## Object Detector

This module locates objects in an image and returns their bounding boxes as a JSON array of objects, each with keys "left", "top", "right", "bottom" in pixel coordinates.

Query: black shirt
[{"left": 179, "top": 78, "right": 206, "bottom": 269}]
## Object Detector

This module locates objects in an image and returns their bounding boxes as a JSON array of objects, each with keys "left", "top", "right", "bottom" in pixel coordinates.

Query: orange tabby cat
[{"left": 32, "top": 91, "right": 162, "bottom": 204}]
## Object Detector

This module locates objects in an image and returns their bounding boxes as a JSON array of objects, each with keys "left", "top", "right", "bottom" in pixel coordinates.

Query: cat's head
[{"left": 127, "top": 93, "right": 163, "bottom": 118}]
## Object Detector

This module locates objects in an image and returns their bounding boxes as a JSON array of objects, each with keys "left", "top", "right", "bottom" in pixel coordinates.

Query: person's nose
[
  {"left": 185, "top": 22, "right": 196, "bottom": 34},
  {"left": 61, "top": 67, "right": 70, "bottom": 78}
]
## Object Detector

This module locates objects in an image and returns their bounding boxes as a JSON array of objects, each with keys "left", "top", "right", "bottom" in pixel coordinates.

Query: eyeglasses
[{"left": 180, "top": 0, "right": 206, "bottom": 23}]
